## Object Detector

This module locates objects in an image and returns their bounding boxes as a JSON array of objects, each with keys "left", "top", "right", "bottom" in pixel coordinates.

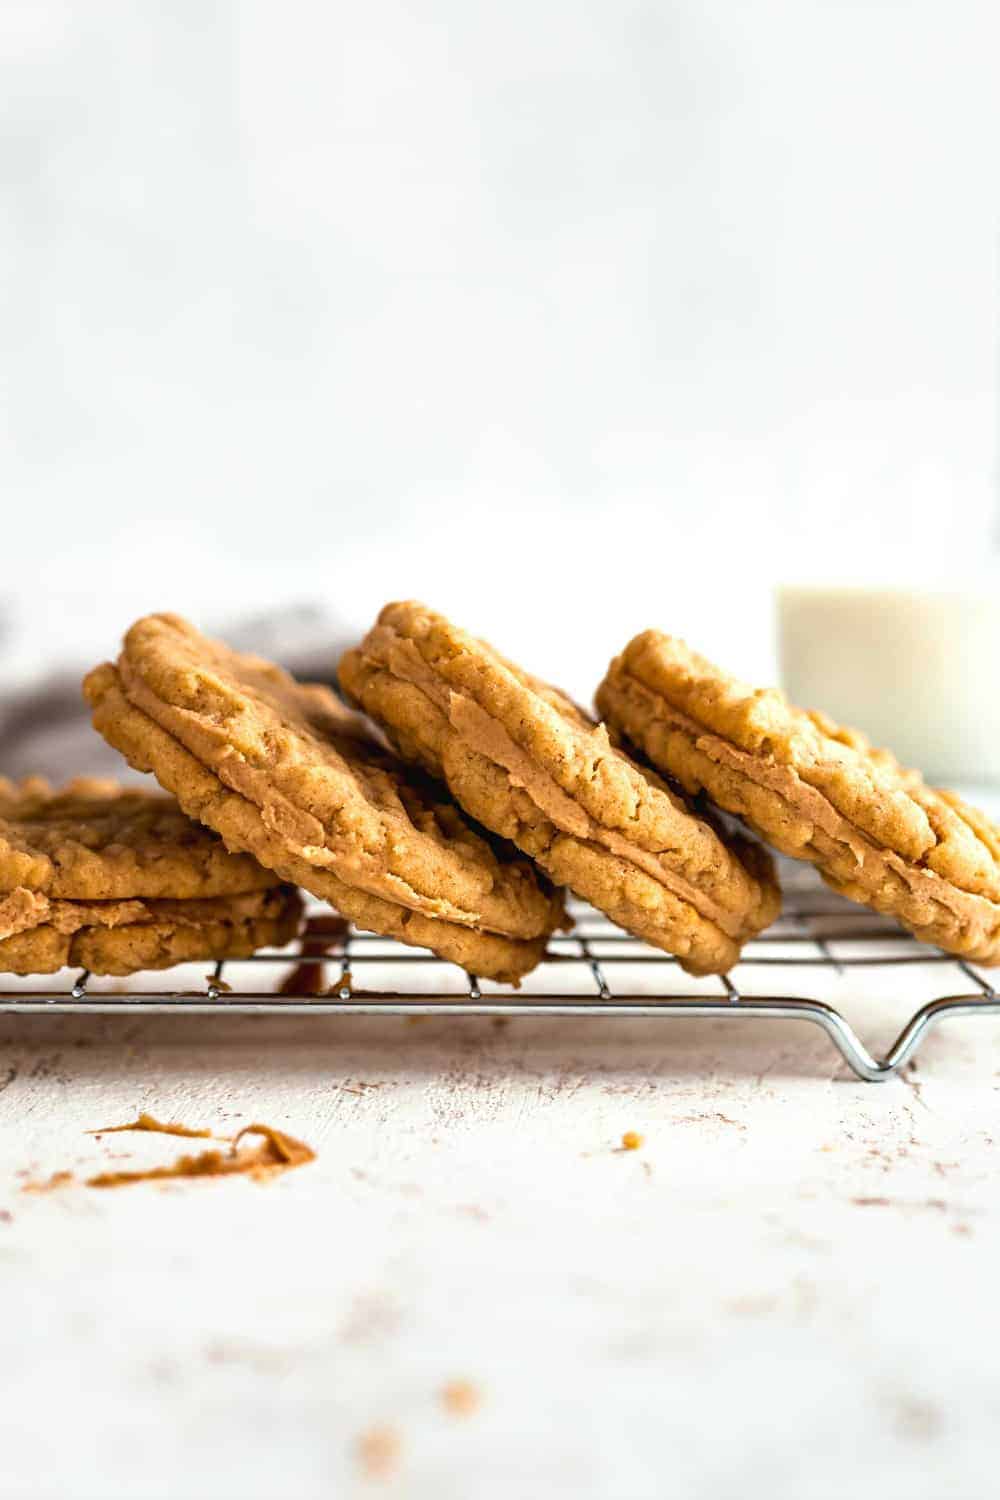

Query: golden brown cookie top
[
  {"left": 597, "top": 630, "right": 1000, "bottom": 906},
  {"left": 88, "top": 613, "right": 561, "bottom": 941},
  {"left": 340, "top": 602, "right": 780, "bottom": 948},
  {"left": 0, "top": 776, "right": 277, "bottom": 900}
]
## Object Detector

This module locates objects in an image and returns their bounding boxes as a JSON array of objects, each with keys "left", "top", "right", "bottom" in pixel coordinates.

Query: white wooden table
[{"left": 1, "top": 899, "right": 998, "bottom": 1499}]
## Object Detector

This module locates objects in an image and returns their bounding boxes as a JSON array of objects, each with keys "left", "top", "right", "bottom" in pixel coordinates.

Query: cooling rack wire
[{"left": 2, "top": 862, "right": 997, "bottom": 1083}]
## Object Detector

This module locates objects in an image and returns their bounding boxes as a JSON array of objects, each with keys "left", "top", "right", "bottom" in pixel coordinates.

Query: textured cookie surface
[
  {"left": 339, "top": 602, "right": 780, "bottom": 975},
  {"left": 0, "top": 885, "right": 302, "bottom": 976},
  {"left": 84, "top": 615, "right": 563, "bottom": 983},
  {"left": 596, "top": 631, "right": 1000, "bottom": 963},
  {"left": 0, "top": 777, "right": 278, "bottom": 899}
]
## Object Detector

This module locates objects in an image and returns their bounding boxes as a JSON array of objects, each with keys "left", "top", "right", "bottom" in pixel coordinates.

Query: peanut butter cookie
[
  {"left": 597, "top": 631, "right": 1000, "bottom": 963},
  {"left": 0, "top": 777, "right": 301, "bottom": 975},
  {"left": 0, "top": 886, "right": 302, "bottom": 976},
  {"left": 339, "top": 603, "right": 780, "bottom": 975}
]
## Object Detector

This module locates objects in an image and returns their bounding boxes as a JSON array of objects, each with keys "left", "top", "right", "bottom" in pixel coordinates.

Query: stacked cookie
[{"left": 0, "top": 777, "right": 301, "bottom": 975}]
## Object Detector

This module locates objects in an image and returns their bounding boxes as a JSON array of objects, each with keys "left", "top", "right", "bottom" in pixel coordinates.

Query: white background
[{"left": 2, "top": 0, "right": 998, "bottom": 694}]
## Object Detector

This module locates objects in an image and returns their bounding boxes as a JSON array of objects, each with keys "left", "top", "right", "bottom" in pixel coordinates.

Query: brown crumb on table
[
  {"left": 621, "top": 1131, "right": 643, "bottom": 1151},
  {"left": 441, "top": 1379, "right": 481, "bottom": 1417},
  {"left": 356, "top": 1424, "right": 401, "bottom": 1481}
]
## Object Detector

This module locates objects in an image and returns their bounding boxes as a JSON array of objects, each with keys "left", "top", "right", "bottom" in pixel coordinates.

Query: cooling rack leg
[
  {"left": 693, "top": 993, "right": 1000, "bottom": 1082},
  {"left": 752, "top": 1002, "right": 888, "bottom": 1082},
  {"left": 879, "top": 996, "right": 1000, "bottom": 1076},
  {"left": 798, "top": 995, "right": 1000, "bottom": 1081}
]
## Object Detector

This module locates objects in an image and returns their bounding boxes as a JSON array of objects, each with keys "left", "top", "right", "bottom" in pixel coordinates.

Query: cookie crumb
[
  {"left": 356, "top": 1424, "right": 401, "bottom": 1480},
  {"left": 621, "top": 1131, "right": 643, "bottom": 1151},
  {"left": 441, "top": 1379, "right": 481, "bottom": 1417}
]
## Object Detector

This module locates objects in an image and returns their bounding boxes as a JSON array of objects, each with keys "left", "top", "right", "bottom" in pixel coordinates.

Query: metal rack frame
[{"left": 2, "top": 872, "right": 998, "bottom": 1083}]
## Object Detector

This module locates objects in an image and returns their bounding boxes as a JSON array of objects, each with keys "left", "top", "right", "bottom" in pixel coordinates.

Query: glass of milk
[{"left": 777, "top": 584, "right": 1000, "bottom": 785}]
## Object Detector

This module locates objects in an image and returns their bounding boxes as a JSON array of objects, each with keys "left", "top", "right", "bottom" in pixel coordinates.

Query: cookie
[
  {"left": 0, "top": 776, "right": 278, "bottom": 899},
  {"left": 596, "top": 631, "right": 1000, "bottom": 963},
  {"left": 0, "top": 776, "right": 301, "bottom": 976},
  {"left": 0, "top": 886, "right": 302, "bottom": 976},
  {"left": 338, "top": 602, "right": 780, "bottom": 975},
  {"left": 83, "top": 615, "right": 565, "bottom": 984}
]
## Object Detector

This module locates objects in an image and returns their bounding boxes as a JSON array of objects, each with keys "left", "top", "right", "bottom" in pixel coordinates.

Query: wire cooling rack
[{"left": 1, "top": 865, "right": 998, "bottom": 1082}]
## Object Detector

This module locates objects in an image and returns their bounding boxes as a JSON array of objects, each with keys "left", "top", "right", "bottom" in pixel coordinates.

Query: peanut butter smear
[
  {"left": 278, "top": 959, "right": 327, "bottom": 995},
  {"left": 87, "top": 1111, "right": 218, "bottom": 1140},
  {"left": 278, "top": 915, "right": 347, "bottom": 996},
  {"left": 18, "top": 1119, "right": 316, "bottom": 1191},
  {"left": 86, "top": 1122, "right": 315, "bottom": 1188}
]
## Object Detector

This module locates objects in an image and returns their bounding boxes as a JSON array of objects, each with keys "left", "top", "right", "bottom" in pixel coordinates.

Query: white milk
[{"left": 777, "top": 585, "right": 1000, "bottom": 784}]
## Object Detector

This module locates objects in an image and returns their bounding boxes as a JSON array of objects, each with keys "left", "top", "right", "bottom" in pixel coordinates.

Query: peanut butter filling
[
  {"left": 0, "top": 887, "right": 51, "bottom": 941},
  {"left": 0, "top": 887, "right": 284, "bottom": 943}
]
